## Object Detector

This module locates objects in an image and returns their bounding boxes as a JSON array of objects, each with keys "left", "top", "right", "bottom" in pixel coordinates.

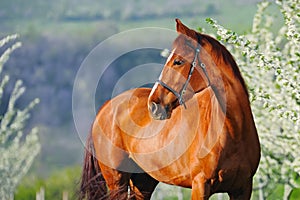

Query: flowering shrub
[
  {"left": 206, "top": 0, "right": 299, "bottom": 199},
  {"left": 0, "top": 35, "right": 40, "bottom": 199}
]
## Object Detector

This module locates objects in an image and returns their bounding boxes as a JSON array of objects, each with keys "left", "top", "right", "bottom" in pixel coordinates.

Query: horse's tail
[{"left": 79, "top": 132, "right": 108, "bottom": 200}]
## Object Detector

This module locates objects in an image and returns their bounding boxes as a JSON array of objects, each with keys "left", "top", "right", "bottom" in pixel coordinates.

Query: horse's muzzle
[{"left": 148, "top": 102, "right": 170, "bottom": 120}]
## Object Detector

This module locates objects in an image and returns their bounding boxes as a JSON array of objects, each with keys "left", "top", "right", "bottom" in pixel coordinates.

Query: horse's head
[{"left": 148, "top": 19, "right": 213, "bottom": 120}]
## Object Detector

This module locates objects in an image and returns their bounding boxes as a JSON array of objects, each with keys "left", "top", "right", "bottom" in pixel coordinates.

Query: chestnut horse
[{"left": 79, "top": 19, "right": 260, "bottom": 200}]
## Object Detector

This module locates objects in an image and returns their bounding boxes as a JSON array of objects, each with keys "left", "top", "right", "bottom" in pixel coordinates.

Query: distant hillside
[{"left": 0, "top": 0, "right": 257, "bottom": 21}]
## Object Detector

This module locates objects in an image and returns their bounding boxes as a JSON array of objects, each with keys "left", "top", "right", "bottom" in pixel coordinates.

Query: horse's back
[{"left": 91, "top": 88, "right": 151, "bottom": 170}]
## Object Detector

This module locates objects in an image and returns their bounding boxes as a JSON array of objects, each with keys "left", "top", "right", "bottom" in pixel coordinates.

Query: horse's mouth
[{"left": 151, "top": 112, "right": 171, "bottom": 120}]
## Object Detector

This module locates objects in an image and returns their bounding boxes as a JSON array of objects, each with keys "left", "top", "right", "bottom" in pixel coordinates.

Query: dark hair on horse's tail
[{"left": 79, "top": 132, "right": 108, "bottom": 200}]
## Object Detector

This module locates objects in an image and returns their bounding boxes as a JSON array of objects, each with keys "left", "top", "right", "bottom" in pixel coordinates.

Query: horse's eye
[{"left": 173, "top": 59, "right": 184, "bottom": 66}]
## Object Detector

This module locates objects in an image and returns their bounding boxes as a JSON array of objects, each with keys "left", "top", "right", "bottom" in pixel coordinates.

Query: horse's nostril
[{"left": 151, "top": 102, "right": 158, "bottom": 114}]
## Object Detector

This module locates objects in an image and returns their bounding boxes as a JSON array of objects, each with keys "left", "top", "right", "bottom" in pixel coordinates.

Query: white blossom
[
  {"left": 0, "top": 35, "right": 40, "bottom": 200},
  {"left": 206, "top": 0, "right": 300, "bottom": 199}
]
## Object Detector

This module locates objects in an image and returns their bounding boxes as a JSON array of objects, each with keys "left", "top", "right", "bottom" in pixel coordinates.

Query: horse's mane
[{"left": 199, "top": 33, "right": 249, "bottom": 97}]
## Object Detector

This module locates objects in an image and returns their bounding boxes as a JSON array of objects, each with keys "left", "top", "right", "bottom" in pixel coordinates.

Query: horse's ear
[{"left": 175, "top": 19, "right": 196, "bottom": 38}]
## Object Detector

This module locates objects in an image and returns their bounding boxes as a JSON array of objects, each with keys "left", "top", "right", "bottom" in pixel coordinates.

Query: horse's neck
[
  {"left": 210, "top": 72, "right": 255, "bottom": 138},
  {"left": 210, "top": 62, "right": 249, "bottom": 113}
]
